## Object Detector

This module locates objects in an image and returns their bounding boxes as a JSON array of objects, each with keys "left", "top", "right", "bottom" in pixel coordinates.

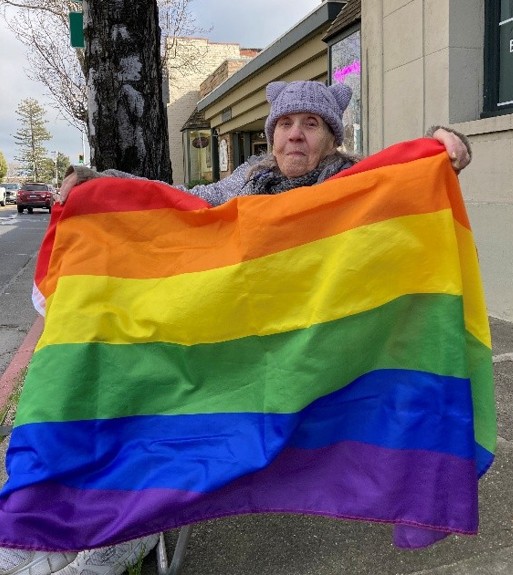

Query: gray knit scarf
[{"left": 244, "top": 152, "right": 359, "bottom": 195}]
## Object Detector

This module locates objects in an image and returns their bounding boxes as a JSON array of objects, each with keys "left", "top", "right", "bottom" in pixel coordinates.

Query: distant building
[
  {"left": 165, "top": 37, "right": 260, "bottom": 185},
  {"left": 195, "top": 1, "right": 346, "bottom": 178},
  {"left": 181, "top": 51, "right": 261, "bottom": 185}
]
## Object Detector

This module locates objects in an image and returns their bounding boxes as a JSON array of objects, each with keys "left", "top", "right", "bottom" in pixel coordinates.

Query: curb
[{"left": 0, "top": 316, "right": 44, "bottom": 411}]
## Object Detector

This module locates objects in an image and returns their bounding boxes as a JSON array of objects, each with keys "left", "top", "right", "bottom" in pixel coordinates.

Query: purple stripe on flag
[{"left": 0, "top": 440, "right": 478, "bottom": 551}]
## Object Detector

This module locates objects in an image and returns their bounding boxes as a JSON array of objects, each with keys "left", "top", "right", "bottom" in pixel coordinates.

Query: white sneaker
[
  {"left": 55, "top": 535, "right": 160, "bottom": 575},
  {"left": 0, "top": 548, "right": 77, "bottom": 575}
]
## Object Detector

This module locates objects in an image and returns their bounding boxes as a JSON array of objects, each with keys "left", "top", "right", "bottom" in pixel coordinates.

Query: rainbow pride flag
[{"left": 0, "top": 139, "right": 495, "bottom": 551}]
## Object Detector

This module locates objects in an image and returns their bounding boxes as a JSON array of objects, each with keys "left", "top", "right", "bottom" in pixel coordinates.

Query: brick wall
[{"left": 199, "top": 59, "right": 254, "bottom": 99}]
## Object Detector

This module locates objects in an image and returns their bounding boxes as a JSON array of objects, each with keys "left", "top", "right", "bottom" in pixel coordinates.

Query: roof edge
[{"left": 197, "top": 1, "right": 346, "bottom": 111}]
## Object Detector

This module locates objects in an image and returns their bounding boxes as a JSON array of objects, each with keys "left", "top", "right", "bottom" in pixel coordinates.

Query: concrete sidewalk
[
  {"left": 154, "top": 317, "right": 513, "bottom": 575},
  {"left": 1, "top": 317, "right": 512, "bottom": 575}
]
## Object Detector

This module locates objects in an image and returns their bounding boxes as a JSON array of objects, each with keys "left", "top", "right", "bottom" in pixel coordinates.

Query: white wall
[{"left": 362, "top": 0, "right": 513, "bottom": 321}]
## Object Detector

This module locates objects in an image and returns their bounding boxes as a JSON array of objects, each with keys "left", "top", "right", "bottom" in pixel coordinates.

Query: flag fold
[{"left": 0, "top": 138, "right": 496, "bottom": 551}]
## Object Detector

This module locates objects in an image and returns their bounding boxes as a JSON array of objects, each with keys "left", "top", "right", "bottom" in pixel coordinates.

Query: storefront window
[
  {"left": 329, "top": 29, "right": 362, "bottom": 153},
  {"left": 484, "top": 0, "right": 513, "bottom": 115},
  {"left": 185, "top": 130, "right": 212, "bottom": 185},
  {"left": 251, "top": 132, "right": 268, "bottom": 157},
  {"left": 498, "top": 0, "right": 513, "bottom": 107}
]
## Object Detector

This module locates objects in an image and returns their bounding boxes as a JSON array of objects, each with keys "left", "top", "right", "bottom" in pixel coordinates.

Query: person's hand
[
  {"left": 432, "top": 128, "right": 471, "bottom": 173},
  {"left": 58, "top": 171, "right": 79, "bottom": 203}
]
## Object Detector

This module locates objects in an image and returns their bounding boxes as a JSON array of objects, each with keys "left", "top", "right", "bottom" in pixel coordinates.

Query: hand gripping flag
[{"left": 0, "top": 139, "right": 496, "bottom": 551}]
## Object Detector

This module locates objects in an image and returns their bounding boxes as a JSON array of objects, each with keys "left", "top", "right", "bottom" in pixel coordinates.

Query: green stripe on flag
[{"left": 16, "top": 293, "right": 492, "bottom": 429}]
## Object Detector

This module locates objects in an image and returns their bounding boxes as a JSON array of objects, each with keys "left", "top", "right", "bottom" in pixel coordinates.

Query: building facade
[
  {"left": 165, "top": 37, "right": 257, "bottom": 185},
  {"left": 171, "top": 0, "right": 512, "bottom": 320},
  {"left": 360, "top": 0, "right": 513, "bottom": 321},
  {"left": 196, "top": 1, "right": 348, "bottom": 176}
]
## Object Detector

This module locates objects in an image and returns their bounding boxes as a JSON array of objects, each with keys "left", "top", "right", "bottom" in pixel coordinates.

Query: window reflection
[
  {"left": 498, "top": 0, "right": 513, "bottom": 107},
  {"left": 330, "top": 30, "right": 362, "bottom": 154}
]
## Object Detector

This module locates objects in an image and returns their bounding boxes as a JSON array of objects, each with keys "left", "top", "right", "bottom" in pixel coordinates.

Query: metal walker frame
[{"left": 156, "top": 526, "right": 193, "bottom": 575}]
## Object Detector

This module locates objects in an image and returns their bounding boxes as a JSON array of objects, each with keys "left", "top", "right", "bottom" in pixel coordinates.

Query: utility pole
[{"left": 51, "top": 150, "right": 58, "bottom": 187}]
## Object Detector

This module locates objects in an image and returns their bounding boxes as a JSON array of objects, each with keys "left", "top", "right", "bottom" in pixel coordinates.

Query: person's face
[{"left": 272, "top": 113, "right": 337, "bottom": 178}]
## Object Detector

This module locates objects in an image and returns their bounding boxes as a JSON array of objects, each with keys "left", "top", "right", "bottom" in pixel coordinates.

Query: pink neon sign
[{"left": 333, "top": 60, "right": 361, "bottom": 83}]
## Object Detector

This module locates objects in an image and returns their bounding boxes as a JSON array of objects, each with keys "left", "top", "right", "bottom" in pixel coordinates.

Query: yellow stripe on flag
[
  {"left": 37, "top": 210, "right": 469, "bottom": 348},
  {"left": 455, "top": 220, "right": 491, "bottom": 347}
]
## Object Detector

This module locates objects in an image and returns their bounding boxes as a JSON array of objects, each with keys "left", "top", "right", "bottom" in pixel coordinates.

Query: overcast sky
[{"left": 0, "top": 0, "right": 320, "bottom": 167}]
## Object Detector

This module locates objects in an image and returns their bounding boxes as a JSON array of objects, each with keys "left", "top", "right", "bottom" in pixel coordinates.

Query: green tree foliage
[
  {"left": 0, "top": 151, "right": 7, "bottom": 181},
  {"left": 38, "top": 158, "right": 57, "bottom": 185},
  {"left": 56, "top": 152, "right": 71, "bottom": 185},
  {"left": 39, "top": 152, "right": 71, "bottom": 186},
  {"left": 13, "top": 98, "right": 52, "bottom": 181}
]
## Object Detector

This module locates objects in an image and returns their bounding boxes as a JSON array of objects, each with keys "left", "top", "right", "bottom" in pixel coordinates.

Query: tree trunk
[{"left": 84, "top": 0, "right": 172, "bottom": 182}]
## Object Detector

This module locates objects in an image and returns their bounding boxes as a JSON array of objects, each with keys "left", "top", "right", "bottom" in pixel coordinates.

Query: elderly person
[
  {"left": 57, "top": 80, "right": 470, "bottom": 206},
  {"left": 0, "top": 80, "right": 472, "bottom": 575}
]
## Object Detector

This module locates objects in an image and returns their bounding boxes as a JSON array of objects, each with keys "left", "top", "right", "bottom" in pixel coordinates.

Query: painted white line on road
[{"left": 0, "top": 214, "right": 18, "bottom": 225}]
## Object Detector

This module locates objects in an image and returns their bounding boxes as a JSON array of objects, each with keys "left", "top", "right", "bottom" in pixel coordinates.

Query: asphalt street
[
  {"left": 0, "top": 203, "right": 512, "bottom": 575},
  {"left": 0, "top": 205, "right": 47, "bottom": 375}
]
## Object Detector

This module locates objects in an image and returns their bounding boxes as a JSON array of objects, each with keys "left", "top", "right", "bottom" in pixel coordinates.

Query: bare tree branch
[
  {"left": 1, "top": 1, "right": 88, "bottom": 133},
  {"left": 1, "top": 0, "right": 210, "bottom": 137}
]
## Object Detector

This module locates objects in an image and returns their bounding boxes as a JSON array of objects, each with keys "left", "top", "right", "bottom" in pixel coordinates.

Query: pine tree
[{"left": 13, "top": 98, "right": 52, "bottom": 181}]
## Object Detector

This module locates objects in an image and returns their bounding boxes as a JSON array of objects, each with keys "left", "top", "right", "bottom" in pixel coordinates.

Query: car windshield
[
  {"left": 24, "top": 184, "right": 49, "bottom": 191},
  {"left": 3, "top": 184, "right": 18, "bottom": 190}
]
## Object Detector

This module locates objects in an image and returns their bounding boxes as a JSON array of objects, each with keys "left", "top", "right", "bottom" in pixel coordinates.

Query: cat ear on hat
[
  {"left": 328, "top": 83, "right": 353, "bottom": 114},
  {"left": 266, "top": 81, "right": 288, "bottom": 103}
]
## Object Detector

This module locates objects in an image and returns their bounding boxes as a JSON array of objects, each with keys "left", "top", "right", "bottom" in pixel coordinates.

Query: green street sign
[{"left": 69, "top": 11, "right": 84, "bottom": 48}]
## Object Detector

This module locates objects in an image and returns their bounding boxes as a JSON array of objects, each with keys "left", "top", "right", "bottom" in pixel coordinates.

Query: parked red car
[{"left": 16, "top": 183, "right": 54, "bottom": 214}]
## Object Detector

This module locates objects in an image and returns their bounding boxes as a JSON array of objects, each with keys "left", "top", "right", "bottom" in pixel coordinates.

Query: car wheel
[
  {"left": 0, "top": 200, "right": 5, "bottom": 207},
  {"left": 28, "top": 207, "right": 33, "bottom": 214},
  {"left": 48, "top": 206, "right": 52, "bottom": 213},
  {"left": 17, "top": 206, "right": 24, "bottom": 214}
]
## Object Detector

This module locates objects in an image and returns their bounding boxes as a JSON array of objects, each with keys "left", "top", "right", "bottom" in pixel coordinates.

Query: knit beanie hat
[{"left": 264, "top": 80, "right": 353, "bottom": 146}]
